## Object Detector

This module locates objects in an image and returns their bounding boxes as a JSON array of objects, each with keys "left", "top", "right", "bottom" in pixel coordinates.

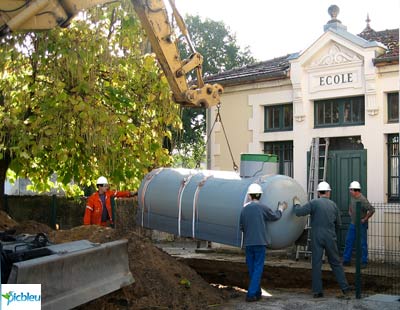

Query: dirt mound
[
  {"left": 11, "top": 220, "right": 53, "bottom": 235},
  {"left": 48, "top": 225, "right": 118, "bottom": 244},
  {"left": 0, "top": 212, "right": 229, "bottom": 309},
  {"left": 0, "top": 210, "right": 18, "bottom": 230}
]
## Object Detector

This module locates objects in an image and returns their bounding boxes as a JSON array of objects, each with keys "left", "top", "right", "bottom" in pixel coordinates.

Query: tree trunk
[{"left": 0, "top": 152, "right": 11, "bottom": 211}]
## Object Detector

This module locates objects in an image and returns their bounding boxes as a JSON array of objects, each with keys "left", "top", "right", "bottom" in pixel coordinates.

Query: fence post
[
  {"left": 3, "top": 194, "right": 8, "bottom": 213},
  {"left": 111, "top": 196, "right": 115, "bottom": 228},
  {"left": 51, "top": 194, "right": 57, "bottom": 229},
  {"left": 355, "top": 201, "right": 362, "bottom": 299}
]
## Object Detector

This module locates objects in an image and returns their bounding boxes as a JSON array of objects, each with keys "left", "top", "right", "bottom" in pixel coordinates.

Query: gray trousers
[{"left": 311, "top": 236, "right": 349, "bottom": 294}]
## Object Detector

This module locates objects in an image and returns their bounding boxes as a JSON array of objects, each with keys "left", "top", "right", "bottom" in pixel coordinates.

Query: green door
[{"left": 327, "top": 150, "right": 367, "bottom": 252}]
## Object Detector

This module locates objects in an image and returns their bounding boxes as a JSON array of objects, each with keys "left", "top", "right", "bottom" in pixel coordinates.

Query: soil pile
[
  {"left": 1, "top": 211, "right": 230, "bottom": 310},
  {"left": 13, "top": 220, "right": 54, "bottom": 235},
  {"left": 0, "top": 210, "right": 18, "bottom": 230}
]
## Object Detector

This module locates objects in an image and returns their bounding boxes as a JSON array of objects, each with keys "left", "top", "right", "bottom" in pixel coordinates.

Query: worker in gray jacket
[
  {"left": 293, "top": 181, "right": 352, "bottom": 298},
  {"left": 240, "top": 183, "right": 288, "bottom": 302},
  {"left": 342, "top": 181, "right": 375, "bottom": 268}
]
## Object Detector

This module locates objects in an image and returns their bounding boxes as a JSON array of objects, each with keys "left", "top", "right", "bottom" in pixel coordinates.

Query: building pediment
[
  {"left": 300, "top": 42, "right": 363, "bottom": 94},
  {"left": 293, "top": 29, "right": 375, "bottom": 69},
  {"left": 284, "top": 33, "right": 368, "bottom": 95},
  {"left": 309, "top": 44, "right": 362, "bottom": 68}
]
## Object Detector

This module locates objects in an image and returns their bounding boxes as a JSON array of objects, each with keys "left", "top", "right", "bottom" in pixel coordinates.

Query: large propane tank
[{"left": 137, "top": 168, "right": 307, "bottom": 249}]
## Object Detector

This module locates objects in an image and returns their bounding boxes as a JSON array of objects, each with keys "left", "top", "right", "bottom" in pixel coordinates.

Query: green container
[{"left": 240, "top": 153, "right": 278, "bottom": 162}]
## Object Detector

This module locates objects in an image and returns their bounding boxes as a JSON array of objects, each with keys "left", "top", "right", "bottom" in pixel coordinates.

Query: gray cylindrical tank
[{"left": 137, "top": 168, "right": 307, "bottom": 249}]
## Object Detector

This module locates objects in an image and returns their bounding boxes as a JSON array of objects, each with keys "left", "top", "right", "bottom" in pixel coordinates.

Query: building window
[
  {"left": 314, "top": 96, "right": 364, "bottom": 127},
  {"left": 264, "top": 104, "right": 293, "bottom": 132},
  {"left": 264, "top": 141, "right": 293, "bottom": 177},
  {"left": 387, "top": 92, "right": 399, "bottom": 123},
  {"left": 388, "top": 134, "right": 399, "bottom": 202}
]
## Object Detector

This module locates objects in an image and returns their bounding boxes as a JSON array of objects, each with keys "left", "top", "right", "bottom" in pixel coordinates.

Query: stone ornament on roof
[
  {"left": 324, "top": 4, "right": 347, "bottom": 32},
  {"left": 365, "top": 14, "right": 371, "bottom": 29},
  {"left": 327, "top": 5, "right": 340, "bottom": 23}
]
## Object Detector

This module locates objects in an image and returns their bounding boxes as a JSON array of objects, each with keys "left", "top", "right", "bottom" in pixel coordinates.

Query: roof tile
[
  {"left": 205, "top": 55, "right": 290, "bottom": 85},
  {"left": 358, "top": 28, "right": 399, "bottom": 64}
]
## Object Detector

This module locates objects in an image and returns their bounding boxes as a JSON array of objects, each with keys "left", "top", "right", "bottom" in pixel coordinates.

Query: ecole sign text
[{"left": 319, "top": 73, "right": 353, "bottom": 86}]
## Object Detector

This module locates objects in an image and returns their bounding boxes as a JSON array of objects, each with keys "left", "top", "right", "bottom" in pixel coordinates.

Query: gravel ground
[{"left": 220, "top": 289, "right": 400, "bottom": 310}]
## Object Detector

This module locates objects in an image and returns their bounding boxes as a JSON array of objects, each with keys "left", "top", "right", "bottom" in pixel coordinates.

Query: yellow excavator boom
[{"left": 0, "top": 0, "right": 223, "bottom": 107}]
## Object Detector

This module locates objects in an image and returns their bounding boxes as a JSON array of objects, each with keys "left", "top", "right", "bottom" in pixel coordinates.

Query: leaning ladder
[{"left": 296, "top": 137, "right": 330, "bottom": 260}]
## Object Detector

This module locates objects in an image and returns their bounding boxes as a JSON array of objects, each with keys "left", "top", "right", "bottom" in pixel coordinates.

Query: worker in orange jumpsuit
[{"left": 83, "top": 176, "right": 137, "bottom": 226}]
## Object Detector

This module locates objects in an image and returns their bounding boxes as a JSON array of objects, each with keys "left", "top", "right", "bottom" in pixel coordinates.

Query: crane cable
[{"left": 196, "top": 104, "right": 238, "bottom": 172}]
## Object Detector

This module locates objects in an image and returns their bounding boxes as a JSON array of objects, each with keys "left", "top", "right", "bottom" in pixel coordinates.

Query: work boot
[
  {"left": 245, "top": 296, "right": 258, "bottom": 302},
  {"left": 337, "top": 287, "right": 353, "bottom": 299},
  {"left": 313, "top": 292, "right": 324, "bottom": 298}
]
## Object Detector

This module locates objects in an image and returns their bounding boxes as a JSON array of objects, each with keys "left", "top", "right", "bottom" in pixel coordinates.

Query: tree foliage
[
  {"left": 0, "top": 1, "right": 181, "bottom": 206},
  {"left": 174, "top": 15, "right": 255, "bottom": 168},
  {"left": 183, "top": 15, "right": 255, "bottom": 75}
]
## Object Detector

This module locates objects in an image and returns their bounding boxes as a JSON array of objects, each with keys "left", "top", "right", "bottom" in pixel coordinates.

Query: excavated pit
[{"left": 157, "top": 242, "right": 397, "bottom": 295}]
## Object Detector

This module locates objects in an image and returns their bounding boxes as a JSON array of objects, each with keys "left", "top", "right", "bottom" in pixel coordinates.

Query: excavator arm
[
  {"left": 0, "top": 0, "right": 223, "bottom": 107},
  {"left": 131, "top": 0, "right": 223, "bottom": 107}
]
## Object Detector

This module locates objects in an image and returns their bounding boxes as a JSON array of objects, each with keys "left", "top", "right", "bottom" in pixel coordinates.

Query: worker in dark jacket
[
  {"left": 240, "top": 183, "right": 288, "bottom": 302},
  {"left": 293, "top": 181, "right": 352, "bottom": 298}
]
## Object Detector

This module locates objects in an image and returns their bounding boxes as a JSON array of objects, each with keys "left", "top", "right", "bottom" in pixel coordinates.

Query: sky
[{"left": 174, "top": 0, "right": 399, "bottom": 61}]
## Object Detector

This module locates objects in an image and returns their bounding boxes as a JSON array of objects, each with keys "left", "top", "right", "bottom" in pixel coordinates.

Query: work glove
[
  {"left": 278, "top": 201, "right": 288, "bottom": 212},
  {"left": 293, "top": 196, "right": 301, "bottom": 206}
]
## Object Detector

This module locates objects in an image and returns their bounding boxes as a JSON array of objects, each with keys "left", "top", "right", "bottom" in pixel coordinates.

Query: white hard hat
[
  {"left": 317, "top": 181, "right": 331, "bottom": 191},
  {"left": 96, "top": 176, "right": 108, "bottom": 185},
  {"left": 349, "top": 181, "right": 361, "bottom": 190},
  {"left": 247, "top": 183, "right": 263, "bottom": 194}
]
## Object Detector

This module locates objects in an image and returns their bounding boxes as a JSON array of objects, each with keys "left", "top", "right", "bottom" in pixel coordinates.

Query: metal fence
[
  {"left": 361, "top": 202, "right": 400, "bottom": 296},
  {"left": 3, "top": 194, "right": 85, "bottom": 230}
]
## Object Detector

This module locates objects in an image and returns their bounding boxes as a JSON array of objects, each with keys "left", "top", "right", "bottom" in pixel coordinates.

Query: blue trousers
[
  {"left": 245, "top": 245, "right": 266, "bottom": 298},
  {"left": 343, "top": 223, "right": 368, "bottom": 264}
]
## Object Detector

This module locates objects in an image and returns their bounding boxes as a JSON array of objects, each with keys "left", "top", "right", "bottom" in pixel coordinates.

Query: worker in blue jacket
[
  {"left": 240, "top": 183, "right": 288, "bottom": 302},
  {"left": 293, "top": 181, "right": 352, "bottom": 298}
]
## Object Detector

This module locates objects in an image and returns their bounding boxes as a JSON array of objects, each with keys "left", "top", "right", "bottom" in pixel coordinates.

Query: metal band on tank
[
  {"left": 177, "top": 174, "right": 195, "bottom": 236},
  {"left": 140, "top": 168, "right": 163, "bottom": 227},
  {"left": 192, "top": 175, "right": 212, "bottom": 238}
]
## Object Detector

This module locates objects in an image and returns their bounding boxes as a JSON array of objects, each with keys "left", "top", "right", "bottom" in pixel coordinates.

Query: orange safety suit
[{"left": 83, "top": 190, "right": 131, "bottom": 226}]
